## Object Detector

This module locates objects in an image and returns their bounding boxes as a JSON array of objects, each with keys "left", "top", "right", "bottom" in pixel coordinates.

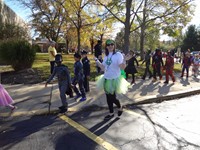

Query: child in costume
[
  {"left": 45, "top": 54, "right": 71, "bottom": 113},
  {"left": 163, "top": 50, "right": 175, "bottom": 84},
  {"left": 180, "top": 52, "right": 191, "bottom": 78},
  {"left": 72, "top": 53, "right": 86, "bottom": 102},
  {"left": 152, "top": 48, "right": 164, "bottom": 82},
  {"left": 0, "top": 84, "right": 16, "bottom": 112},
  {"left": 95, "top": 39, "right": 130, "bottom": 120},
  {"left": 192, "top": 54, "right": 200, "bottom": 78},
  {"left": 124, "top": 51, "right": 139, "bottom": 84}
]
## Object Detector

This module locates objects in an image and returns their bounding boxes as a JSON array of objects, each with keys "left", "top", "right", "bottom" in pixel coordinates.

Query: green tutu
[
  {"left": 120, "top": 69, "right": 126, "bottom": 78},
  {"left": 96, "top": 75, "right": 130, "bottom": 94}
]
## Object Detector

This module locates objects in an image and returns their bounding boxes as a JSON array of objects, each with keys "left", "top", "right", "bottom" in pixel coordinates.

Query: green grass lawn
[
  {"left": 1, "top": 53, "right": 182, "bottom": 81},
  {"left": 32, "top": 53, "right": 98, "bottom": 81}
]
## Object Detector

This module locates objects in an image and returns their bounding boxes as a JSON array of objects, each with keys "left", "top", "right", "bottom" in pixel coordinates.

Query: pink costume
[{"left": 0, "top": 84, "right": 14, "bottom": 106}]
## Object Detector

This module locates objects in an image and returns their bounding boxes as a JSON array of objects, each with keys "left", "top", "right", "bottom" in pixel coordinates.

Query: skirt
[
  {"left": 0, "top": 84, "right": 14, "bottom": 106},
  {"left": 96, "top": 75, "right": 130, "bottom": 94}
]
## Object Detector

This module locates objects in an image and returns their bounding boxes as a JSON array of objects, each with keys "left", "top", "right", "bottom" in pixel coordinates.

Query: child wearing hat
[
  {"left": 81, "top": 50, "right": 90, "bottom": 92},
  {"left": 45, "top": 54, "right": 71, "bottom": 113},
  {"left": 72, "top": 53, "right": 86, "bottom": 101}
]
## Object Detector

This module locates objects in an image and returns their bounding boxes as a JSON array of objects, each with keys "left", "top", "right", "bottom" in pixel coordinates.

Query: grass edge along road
[{"left": 0, "top": 53, "right": 182, "bottom": 82}]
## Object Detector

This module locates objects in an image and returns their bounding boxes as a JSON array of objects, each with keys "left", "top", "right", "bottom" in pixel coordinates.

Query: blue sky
[
  {"left": 4, "top": 0, "right": 200, "bottom": 40},
  {"left": 4, "top": 0, "right": 31, "bottom": 22},
  {"left": 4, "top": 0, "right": 200, "bottom": 25}
]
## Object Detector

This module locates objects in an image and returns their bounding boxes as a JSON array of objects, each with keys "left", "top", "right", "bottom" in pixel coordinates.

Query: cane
[{"left": 48, "top": 83, "right": 53, "bottom": 114}]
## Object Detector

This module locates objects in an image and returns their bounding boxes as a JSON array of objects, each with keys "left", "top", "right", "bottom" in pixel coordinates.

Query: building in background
[{"left": 0, "top": 0, "right": 30, "bottom": 41}]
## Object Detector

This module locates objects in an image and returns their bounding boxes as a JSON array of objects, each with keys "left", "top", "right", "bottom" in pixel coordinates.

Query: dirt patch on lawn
[{"left": 1, "top": 68, "right": 44, "bottom": 84}]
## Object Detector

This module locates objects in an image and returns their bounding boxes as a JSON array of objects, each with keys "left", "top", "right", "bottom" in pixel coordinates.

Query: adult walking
[
  {"left": 94, "top": 40, "right": 103, "bottom": 74},
  {"left": 48, "top": 41, "right": 57, "bottom": 74},
  {"left": 81, "top": 50, "right": 90, "bottom": 92},
  {"left": 95, "top": 39, "right": 130, "bottom": 120}
]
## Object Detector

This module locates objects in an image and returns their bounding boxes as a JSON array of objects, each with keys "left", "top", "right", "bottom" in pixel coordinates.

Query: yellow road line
[
  {"left": 59, "top": 115, "right": 118, "bottom": 150},
  {"left": 123, "top": 108, "right": 146, "bottom": 119}
]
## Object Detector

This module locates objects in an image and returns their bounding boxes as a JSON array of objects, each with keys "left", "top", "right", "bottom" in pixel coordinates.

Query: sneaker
[
  {"left": 58, "top": 106, "right": 67, "bottom": 110},
  {"left": 152, "top": 78, "right": 157, "bottom": 82},
  {"left": 131, "top": 81, "right": 135, "bottom": 85},
  {"left": 79, "top": 97, "right": 86, "bottom": 102},
  {"left": 69, "top": 93, "right": 74, "bottom": 98},
  {"left": 159, "top": 76, "right": 162, "bottom": 80},
  {"left": 104, "top": 114, "right": 114, "bottom": 120},
  {"left": 118, "top": 107, "right": 123, "bottom": 116},
  {"left": 74, "top": 94, "right": 81, "bottom": 100},
  {"left": 59, "top": 108, "right": 67, "bottom": 113},
  {"left": 10, "top": 106, "right": 16, "bottom": 113},
  {"left": 164, "top": 81, "right": 168, "bottom": 84}
]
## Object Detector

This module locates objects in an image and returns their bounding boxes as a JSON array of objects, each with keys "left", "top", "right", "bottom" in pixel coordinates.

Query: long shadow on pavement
[{"left": 0, "top": 115, "right": 56, "bottom": 150}]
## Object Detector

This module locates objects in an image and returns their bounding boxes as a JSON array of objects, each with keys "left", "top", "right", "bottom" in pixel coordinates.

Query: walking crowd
[{"left": 1, "top": 40, "right": 200, "bottom": 119}]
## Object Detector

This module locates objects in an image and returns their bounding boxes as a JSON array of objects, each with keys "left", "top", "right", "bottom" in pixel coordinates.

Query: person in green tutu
[{"left": 94, "top": 39, "right": 130, "bottom": 120}]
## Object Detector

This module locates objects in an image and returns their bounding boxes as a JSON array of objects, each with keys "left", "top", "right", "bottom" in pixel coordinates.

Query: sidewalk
[{"left": 1, "top": 73, "right": 200, "bottom": 117}]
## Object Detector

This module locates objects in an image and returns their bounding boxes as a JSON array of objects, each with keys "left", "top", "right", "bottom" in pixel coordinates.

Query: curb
[{"left": 133, "top": 89, "right": 200, "bottom": 105}]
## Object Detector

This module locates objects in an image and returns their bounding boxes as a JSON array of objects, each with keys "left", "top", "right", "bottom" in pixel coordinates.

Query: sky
[{"left": 3, "top": 0, "right": 200, "bottom": 39}]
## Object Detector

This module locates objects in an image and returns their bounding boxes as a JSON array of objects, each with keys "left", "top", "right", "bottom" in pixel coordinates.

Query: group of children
[
  {"left": 1, "top": 48, "right": 199, "bottom": 115},
  {"left": 45, "top": 50, "right": 90, "bottom": 113},
  {"left": 123, "top": 48, "right": 200, "bottom": 85}
]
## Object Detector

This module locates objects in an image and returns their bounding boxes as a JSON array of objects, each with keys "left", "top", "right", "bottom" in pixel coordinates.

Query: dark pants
[
  {"left": 142, "top": 65, "right": 152, "bottom": 79},
  {"left": 83, "top": 76, "right": 89, "bottom": 92},
  {"left": 50, "top": 61, "right": 55, "bottom": 74},
  {"left": 58, "top": 82, "right": 68, "bottom": 107},
  {"left": 153, "top": 65, "right": 162, "bottom": 79},
  {"left": 96, "top": 58, "right": 103, "bottom": 73},
  {"left": 73, "top": 79, "right": 86, "bottom": 98},
  {"left": 125, "top": 73, "right": 135, "bottom": 83},
  {"left": 106, "top": 93, "right": 121, "bottom": 113},
  {"left": 181, "top": 65, "right": 189, "bottom": 77},
  {"left": 165, "top": 69, "right": 175, "bottom": 82}
]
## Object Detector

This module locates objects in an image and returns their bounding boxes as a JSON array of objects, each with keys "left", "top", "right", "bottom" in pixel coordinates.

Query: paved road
[{"left": 1, "top": 94, "right": 200, "bottom": 150}]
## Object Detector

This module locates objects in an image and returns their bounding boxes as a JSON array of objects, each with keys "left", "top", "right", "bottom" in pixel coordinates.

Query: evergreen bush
[{"left": 0, "top": 39, "right": 36, "bottom": 71}]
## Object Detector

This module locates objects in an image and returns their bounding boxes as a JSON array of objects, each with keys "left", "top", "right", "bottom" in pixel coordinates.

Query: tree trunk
[
  {"left": 123, "top": 0, "right": 132, "bottom": 54},
  {"left": 90, "top": 37, "right": 94, "bottom": 54},
  {"left": 139, "top": 0, "right": 147, "bottom": 60},
  {"left": 77, "top": 28, "right": 81, "bottom": 53},
  {"left": 140, "top": 24, "right": 145, "bottom": 60}
]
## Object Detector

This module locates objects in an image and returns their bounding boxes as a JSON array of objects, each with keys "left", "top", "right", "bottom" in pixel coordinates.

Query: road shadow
[
  {"left": 180, "top": 78, "right": 190, "bottom": 86},
  {"left": 128, "top": 80, "right": 144, "bottom": 92},
  {"left": 157, "top": 83, "right": 174, "bottom": 96},
  {"left": 90, "top": 117, "right": 120, "bottom": 136},
  {"left": 0, "top": 115, "right": 56, "bottom": 149},
  {"left": 140, "top": 82, "right": 160, "bottom": 96},
  {"left": 192, "top": 76, "right": 200, "bottom": 82}
]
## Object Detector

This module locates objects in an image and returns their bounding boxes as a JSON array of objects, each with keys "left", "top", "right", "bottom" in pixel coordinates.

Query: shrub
[
  {"left": 32, "top": 44, "right": 41, "bottom": 52},
  {"left": 0, "top": 39, "right": 36, "bottom": 71}
]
